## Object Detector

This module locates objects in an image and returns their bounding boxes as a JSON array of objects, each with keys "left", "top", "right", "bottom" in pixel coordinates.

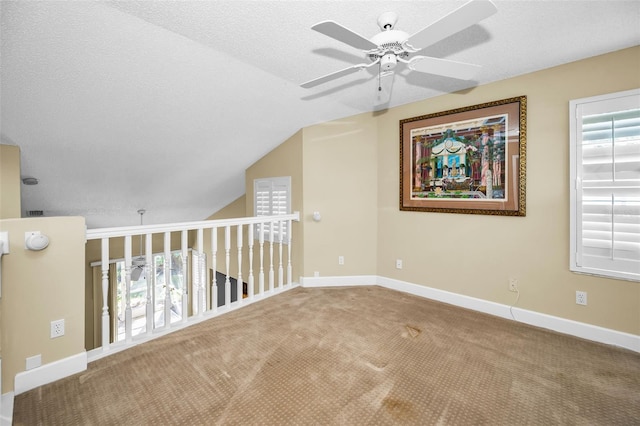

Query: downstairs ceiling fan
[
  {"left": 131, "top": 209, "right": 147, "bottom": 281},
  {"left": 300, "top": 0, "right": 497, "bottom": 101}
]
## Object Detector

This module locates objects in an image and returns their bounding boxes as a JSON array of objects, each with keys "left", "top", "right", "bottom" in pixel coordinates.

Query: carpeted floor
[{"left": 13, "top": 286, "right": 640, "bottom": 425}]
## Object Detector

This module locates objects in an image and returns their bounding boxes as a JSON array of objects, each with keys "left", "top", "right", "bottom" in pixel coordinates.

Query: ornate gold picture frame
[{"left": 400, "top": 96, "right": 527, "bottom": 216}]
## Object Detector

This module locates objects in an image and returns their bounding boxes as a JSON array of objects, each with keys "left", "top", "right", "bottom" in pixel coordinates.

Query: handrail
[
  {"left": 86, "top": 212, "right": 300, "bottom": 239},
  {"left": 85, "top": 211, "right": 301, "bottom": 360}
]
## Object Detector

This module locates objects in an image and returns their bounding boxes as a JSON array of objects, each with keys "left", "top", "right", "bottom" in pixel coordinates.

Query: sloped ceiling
[{"left": 1, "top": 0, "right": 638, "bottom": 228}]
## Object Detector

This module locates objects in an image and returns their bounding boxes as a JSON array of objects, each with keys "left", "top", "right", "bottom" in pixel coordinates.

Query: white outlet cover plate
[
  {"left": 51, "top": 319, "right": 65, "bottom": 338},
  {"left": 576, "top": 291, "right": 588, "bottom": 305}
]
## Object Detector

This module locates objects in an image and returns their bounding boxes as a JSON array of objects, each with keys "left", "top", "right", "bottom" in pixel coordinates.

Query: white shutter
[
  {"left": 253, "top": 177, "right": 291, "bottom": 242},
  {"left": 271, "top": 180, "right": 290, "bottom": 239},
  {"left": 254, "top": 180, "right": 272, "bottom": 217},
  {"left": 570, "top": 89, "right": 640, "bottom": 281}
]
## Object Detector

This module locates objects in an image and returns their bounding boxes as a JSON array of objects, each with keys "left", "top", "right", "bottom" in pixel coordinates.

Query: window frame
[{"left": 569, "top": 88, "right": 640, "bottom": 282}]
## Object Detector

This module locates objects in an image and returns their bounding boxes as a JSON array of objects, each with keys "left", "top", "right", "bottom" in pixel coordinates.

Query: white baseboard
[
  {"left": 300, "top": 275, "right": 640, "bottom": 353},
  {"left": 0, "top": 392, "right": 13, "bottom": 426},
  {"left": 14, "top": 352, "right": 87, "bottom": 395},
  {"left": 299, "top": 275, "right": 377, "bottom": 287}
]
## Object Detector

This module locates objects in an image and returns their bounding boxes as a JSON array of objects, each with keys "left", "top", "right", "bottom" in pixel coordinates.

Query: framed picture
[{"left": 400, "top": 96, "right": 526, "bottom": 216}]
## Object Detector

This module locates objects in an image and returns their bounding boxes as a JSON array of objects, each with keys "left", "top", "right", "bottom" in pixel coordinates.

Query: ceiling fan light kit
[
  {"left": 380, "top": 53, "right": 397, "bottom": 71},
  {"left": 300, "top": 0, "right": 498, "bottom": 100}
]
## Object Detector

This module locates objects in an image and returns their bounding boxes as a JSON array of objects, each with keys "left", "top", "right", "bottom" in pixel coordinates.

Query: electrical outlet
[
  {"left": 338, "top": 256, "right": 344, "bottom": 265},
  {"left": 396, "top": 259, "right": 403, "bottom": 269},
  {"left": 51, "top": 319, "right": 65, "bottom": 338},
  {"left": 508, "top": 278, "right": 518, "bottom": 292},
  {"left": 576, "top": 291, "right": 587, "bottom": 306}
]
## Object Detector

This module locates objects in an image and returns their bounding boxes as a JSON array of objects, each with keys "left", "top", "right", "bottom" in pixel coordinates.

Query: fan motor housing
[
  {"left": 380, "top": 53, "right": 397, "bottom": 71},
  {"left": 370, "top": 30, "right": 409, "bottom": 48},
  {"left": 369, "top": 29, "right": 410, "bottom": 68}
]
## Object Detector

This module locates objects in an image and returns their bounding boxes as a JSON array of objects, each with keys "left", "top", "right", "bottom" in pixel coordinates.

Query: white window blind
[
  {"left": 254, "top": 176, "right": 291, "bottom": 242},
  {"left": 570, "top": 88, "right": 640, "bottom": 281}
]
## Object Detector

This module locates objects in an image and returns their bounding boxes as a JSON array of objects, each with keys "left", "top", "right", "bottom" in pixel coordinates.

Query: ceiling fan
[
  {"left": 131, "top": 208, "right": 147, "bottom": 281},
  {"left": 130, "top": 209, "right": 182, "bottom": 282},
  {"left": 300, "top": 0, "right": 497, "bottom": 101}
]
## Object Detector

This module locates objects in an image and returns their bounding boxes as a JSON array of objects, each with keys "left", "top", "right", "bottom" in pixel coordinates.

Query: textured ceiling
[{"left": 1, "top": 1, "right": 639, "bottom": 228}]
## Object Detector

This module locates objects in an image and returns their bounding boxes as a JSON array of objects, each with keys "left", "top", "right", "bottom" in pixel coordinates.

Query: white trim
[
  {"left": 14, "top": 352, "right": 87, "bottom": 395},
  {"left": 299, "top": 275, "right": 376, "bottom": 287},
  {"left": 300, "top": 275, "right": 640, "bottom": 353},
  {"left": 0, "top": 391, "right": 13, "bottom": 426},
  {"left": 569, "top": 88, "right": 640, "bottom": 282},
  {"left": 377, "top": 276, "right": 512, "bottom": 318},
  {"left": 86, "top": 212, "right": 300, "bottom": 240}
]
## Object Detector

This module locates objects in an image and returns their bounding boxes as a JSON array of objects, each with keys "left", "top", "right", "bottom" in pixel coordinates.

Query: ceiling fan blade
[
  {"left": 301, "top": 61, "right": 376, "bottom": 88},
  {"left": 405, "top": 0, "right": 497, "bottom": 50},
  {"left": 374, "top": 71, "right": 395, "bottom": 106},
  {"left": 311, "top": 21, "right": 379, "bottom": 51},
  {"left": 408, "top": 56, "right": 481, "bottom": 80}
]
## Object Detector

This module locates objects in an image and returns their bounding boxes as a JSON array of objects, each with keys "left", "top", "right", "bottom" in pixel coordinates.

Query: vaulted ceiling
[{"left": 1, "top": 1, "right": 638, "bottom": 228}]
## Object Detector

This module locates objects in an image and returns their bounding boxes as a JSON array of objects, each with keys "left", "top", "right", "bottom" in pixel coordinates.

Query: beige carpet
[{"left": 13, "top": 286, "right": 640, "bottom": 425}]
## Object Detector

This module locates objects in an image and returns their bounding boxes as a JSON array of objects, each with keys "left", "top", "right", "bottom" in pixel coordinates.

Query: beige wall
[
  {"left": 245, "top": 130, "right": 304, "bottom": 282},
  {"left": 0, "top": 216, "right": 86, "bottom": 392},
  {"left": 246, "top": 118, "right": 379, "bottom": 279},
  {"left": 0, "top": 144, "right": 21, "bottom": 219},
  {"left": 375, "top": 47, "right": 640, "bottom": 335},
  {"left": 244, "top": 47, "right": 639, "bottom": 336},
  {"left": 197, "top": 128, "right": 304, "bottom": 302},
  {"left": 207, "top": 196, "right": 246, "bottom": 220},
  {"left": 301, "top": 116, "right": 378, "bottom": 277},
  {"left": 0, "top": 144, "right": 22, "bottom": 379}
]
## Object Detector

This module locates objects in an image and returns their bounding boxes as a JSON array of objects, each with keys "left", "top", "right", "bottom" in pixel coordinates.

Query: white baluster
[
  {"left": 181, "top": 230, "right": 188, "bottom": 322},
  {"left": 236, "top": 224, "right": 243, "bottom": 304},
  {"left": 247, "top": 224, "right": 254, "bottom": 300},
  {"left": 197, "top": 228, "right": 204, "bottom": 316},
  {"left": 278, "top": 220, "right": 284, "bottom": 289},
  {"left": 225, "top": 226, "right": 231, "bottom": 307},
  {"left": 258, "top": 223, "right": 265, "bottom": 296},
  {"left": 269, "top": 221, "right": 274, "bottom": 292},
  {"left": 191, "top": 252, "right": 199, "bottom": 316},
  {"left": 101, "top": 238, "right": 110, "bottom": 351},
  {"left": 211, "top": 227, "right": 218, "bottom": 312},
  {"left": 287, "top": 219, "right": 292, "bottom": 287},
  {"left": 124, "top": 235, "right": 133, "bottom": 342},
  {"left": 163, "top": 232, "right": 172, "bottom": 329},
  {"left": 145, "top": 233, "right": 153, "bottom": 336}
]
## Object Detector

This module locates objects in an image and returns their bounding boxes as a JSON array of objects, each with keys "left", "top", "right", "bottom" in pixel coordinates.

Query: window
[
  {"left": 570, "top": 88, "right": 640, "bottom": 281},
  {"left": 254, "top": 176, "right": 291, "bottom": 242}
]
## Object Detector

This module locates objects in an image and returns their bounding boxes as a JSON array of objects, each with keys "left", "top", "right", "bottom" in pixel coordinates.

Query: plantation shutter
[
  {"left": 254, "top": 177, "right": 291, "bottom": 242},
  {"left": 570, "top": 89, "right": 640, "bottom": 281},
  {"left": 271, "top": 180, "right": 290, "bottom": 238},
  {"left": 255, "top": 180, "right": 272, "bottom": 217}
]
